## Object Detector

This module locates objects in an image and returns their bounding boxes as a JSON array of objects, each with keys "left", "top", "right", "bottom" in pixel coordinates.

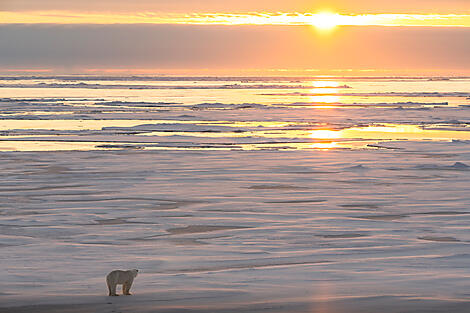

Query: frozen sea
[{"left": 1, "top": 76, "right": 470, "bottom": 312}]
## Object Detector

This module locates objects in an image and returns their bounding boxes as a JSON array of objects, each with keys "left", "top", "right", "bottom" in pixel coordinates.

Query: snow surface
[{"left": 1, "top": 77, "right": 470, "bottom": 312}]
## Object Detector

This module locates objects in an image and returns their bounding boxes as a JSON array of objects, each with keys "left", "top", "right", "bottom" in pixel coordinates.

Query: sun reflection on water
[
  {"left": 311, "top": 81, "right": 341, "bottom": 88},
  {"left": 309, "top": 94, "right": 342, "bottom": 104},
  {"left": 310, "top": 129, "right": 341, "bottom": 139},
  {"left": 310, "top": 142, "right": 338, "bottom": 150}
]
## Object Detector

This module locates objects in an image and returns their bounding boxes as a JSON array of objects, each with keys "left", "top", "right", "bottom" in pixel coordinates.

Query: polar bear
[{"left": 106, "top": 269, "right": 138, "bottom": 296}]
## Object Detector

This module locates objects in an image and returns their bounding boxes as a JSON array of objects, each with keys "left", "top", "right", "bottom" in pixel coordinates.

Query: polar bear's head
[{"left": 130, "top": 269, "right": 139, "bottom": 277}]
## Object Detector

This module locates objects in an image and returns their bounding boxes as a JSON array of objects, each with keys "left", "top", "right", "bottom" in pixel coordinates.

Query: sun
[{"left": 310, "top": 12, "right": 342, "bottom": 31}]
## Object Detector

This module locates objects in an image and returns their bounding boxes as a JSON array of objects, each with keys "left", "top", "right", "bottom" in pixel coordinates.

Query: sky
[
  {"left": 1, "top": 0, "right": 469, "bottom": 75},
  {"left": 2, "top": 0, "right": 469, "bottom": 13}
]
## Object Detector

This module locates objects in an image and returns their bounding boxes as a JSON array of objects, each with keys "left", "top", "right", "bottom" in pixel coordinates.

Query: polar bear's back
[{"left": 107, "top": 270, "right": 135, "bottom": 284}]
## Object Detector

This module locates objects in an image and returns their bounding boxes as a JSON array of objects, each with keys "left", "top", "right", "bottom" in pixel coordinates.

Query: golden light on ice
[
  {"left": 309, "top": 124, "right": 470, "bottom": 142},
  {"left": 310, "top": 129, "right": 341, "bottom": 139}
]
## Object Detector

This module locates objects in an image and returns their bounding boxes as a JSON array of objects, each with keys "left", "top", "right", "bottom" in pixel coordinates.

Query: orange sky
[
  {"left": 2, "top": 0, "right": 469, "bottom": 14},
  {"left": 1, "top": 0, "right": 469, "bottom": 75}
]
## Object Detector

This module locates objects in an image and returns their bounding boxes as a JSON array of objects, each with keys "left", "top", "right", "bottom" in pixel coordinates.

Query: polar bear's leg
[
  {"left": 106, "top": 275, "right": 113, "bottom": 296},
  {"left": 108, "top": 284, "right": 117, "bottom": 296},
  {"left": 107, "top": 275, "right": 119, "bottom": 296},
  {"left": 111, "top": 283, "right": 119, "bottom": 296},
  {"left": 124, "top": 278, "right": 134, "bottom": 295}
]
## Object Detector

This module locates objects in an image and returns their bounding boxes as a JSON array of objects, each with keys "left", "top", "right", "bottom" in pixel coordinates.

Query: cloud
[{"left": 1, "top": 11, "right": 469, "bottom": 27}]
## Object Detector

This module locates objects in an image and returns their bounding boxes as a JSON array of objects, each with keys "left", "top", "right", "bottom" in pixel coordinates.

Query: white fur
[{"left": 106, "top": 269, "right": 138, "bottom": 296}]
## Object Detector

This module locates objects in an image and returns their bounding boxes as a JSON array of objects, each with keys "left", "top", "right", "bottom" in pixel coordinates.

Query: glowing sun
[{"left": 310, "top": 12, "right": 342, "bottom": 30}]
